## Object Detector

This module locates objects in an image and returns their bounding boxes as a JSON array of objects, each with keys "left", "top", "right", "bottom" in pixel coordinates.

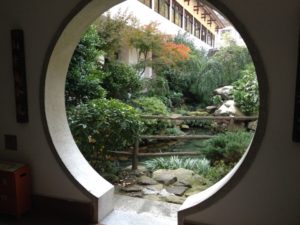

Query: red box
[{"left": 0, "top": 161, "right": 31, "bottom": 216}]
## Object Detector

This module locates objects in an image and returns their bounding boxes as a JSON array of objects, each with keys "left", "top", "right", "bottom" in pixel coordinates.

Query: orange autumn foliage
[{"left": 160, "top": 42, "right": 191, "bottom": 65}]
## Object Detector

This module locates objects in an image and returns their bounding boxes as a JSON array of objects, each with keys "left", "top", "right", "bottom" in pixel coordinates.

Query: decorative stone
[
  {"left": 166, "top": 186, "right": 189, "bottom": 196},
  {"left": 121, "top": 185, "right": 143, "bottom": 192},
  {"left": 164, "top": 195, "right": 186, "bottom": 204},
  {"left": 206, "top": 105, "right": 218, "bottom": 114},
  {"left": 248, "top": 120, "right": 258, "bottom": 131},
  {"left": 153, "top": 170, "right": 177, "bottom": 185},
  {"left": 142, "top": 184, "right": 164, "bottom": 195},
  {"left": 142, "top": 188, "right": 158, "bottom": 195},
  {"left": 173, "top": 181, "right": 192, "bottom": 188},
  {"left": 159, "top": 189, "right": 174, "bottom": 197},
  {"left": 214, "top": 85, "right": 233, "bottom": 100},
  {"left": 137, "top": 176, "right": 157, "bottom": 185},
  {"left": 180, "top": 124, "right": 190, "bottom": 130},
  {"left": 214, "top": 100, "right": 244, "bottom": 116},
  {"left": 127, "top": 192, "right": 143, "bottom": 198}
]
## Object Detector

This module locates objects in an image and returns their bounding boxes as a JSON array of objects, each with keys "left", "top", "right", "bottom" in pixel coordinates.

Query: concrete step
[{"left": 101, "top": 194, "right": 180, "bottom": 225}]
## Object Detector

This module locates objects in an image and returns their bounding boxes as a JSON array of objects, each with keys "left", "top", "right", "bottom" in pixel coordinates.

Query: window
[
  {"left": 194, "top": 20, "right": 201, "bottom": 39},
  {"left": 155, "top": 0, "right": 170, "bottom": 19},
  {"left": 172, "top": 1, "right": 183, "bottom": 28},
  {"left": 207, "top": 31, "right": 212, "bottom": 46},
  {"left": 185, "top": 11, "right": 193, "bottom": 34},
  {"left": 201, "top": 25, "right": 207, "bottom": 43},
  {"left": 139, "top": 0, "right": 152, "bottom": 8}
]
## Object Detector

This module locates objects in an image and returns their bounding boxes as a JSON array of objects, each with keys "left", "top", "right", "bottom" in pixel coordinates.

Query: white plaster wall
[
  {"left": 0, "top": 0, "right": 90, "bottom": 202},
  {"left": 0, "top": 0, "right": 299, "bottom": 224}
]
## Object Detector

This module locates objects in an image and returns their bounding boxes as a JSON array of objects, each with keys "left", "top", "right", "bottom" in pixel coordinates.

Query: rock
[
  {"left": 214, "top": 100, "right": 244, "bottom": 117},
  {"left": 164, "top": 195, "right": 186, "bottom": 204},
  {"left": 143, "top": 195, "right": 163, "bottom": 202},
  {"left": 173, "top": 181, "right": 192, "bottom": 188},
  {"left": 166, "top": 186, "right": 189, "bottom": 196},
  {"left": 170, "top": 168, "right": 194, "bottom": 184},
  {"left": 214, "top": 86, "right": 233, "bottom": 100},
  {"left": 142, "top": 184, "right": 164, "bottom": 195},
  {"left": 125, "top": 165, "right": 148, "bottom": 172},
  {"left": 137, "top": 176, "right": 157, "bottom": 185},
  {"left": 206, "top": 105, "right": 218, "bottom": 114},
  {"left": 159, "top": 189, "right": 174, "bottom": 197},
  {"left": 153, "top": 168, "right": 197, "bottom": 186},
  {"left": 153, "top": 170, "right": 177, "bottom": 185},
  {"left": 187, "top": 111, "right": 209, "bottom": 116},
  {"left": 127, "top": 192, "right": 143, "bottom": 198},
  {"left": 248, "top": 120, "right": 258, "bottom": 131},
  {"left": 121, "top": 185, "right": 143, "bottom": 192},
  {"left": 180, "top": 124, "right": 190, "bottom": 130},
  {"left": 142, "top": 188, "right": 159, "bottom": 195}
]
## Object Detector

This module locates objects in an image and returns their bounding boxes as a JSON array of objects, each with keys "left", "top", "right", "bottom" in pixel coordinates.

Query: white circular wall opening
[{"left": 43, "top": 0, "right": 267, "bottom": 223}]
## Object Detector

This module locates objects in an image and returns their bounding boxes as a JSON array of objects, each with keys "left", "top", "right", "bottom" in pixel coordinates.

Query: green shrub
[
  {"left": 67, "top": 99, "right": 142, "bottom": 176},
  {"left": 233, "top": 64, "right": 259, "bottom": 115},
  {"left": 144, "top": 156, "right": 210, "bottom": 175},
  {"left": 201, "top": 131, "right": 253, "bottom": 164},
  {"left": 65, "top": 25, "right": 107, "bottom": 107},
  {"left": 133, "top": 96, "right": 169, "bottom": 115},
  {"left": 163, "top": 127, "right": 185, "bottom": 136},
  {"left": 102, "top": 61, "right": 142, "bottom": 101},
  {"left": 132, "top": 97, "right": 171, "bottom": 134},
  {"left": 205, "top": 160, "right": 232, "bottom": 183}
]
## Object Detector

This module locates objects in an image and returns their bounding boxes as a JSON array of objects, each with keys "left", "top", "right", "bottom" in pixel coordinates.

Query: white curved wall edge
[{"left": 44, "top": 0, "right": 123, "bottom": 221}]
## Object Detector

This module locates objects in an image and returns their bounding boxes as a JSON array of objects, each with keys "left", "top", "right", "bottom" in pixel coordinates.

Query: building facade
[
  {"left": 108, "top": 0, "right": 226, "bottom": 77},
  {"left": 108, "top": 0, "right": 225, "bottom": 51}
]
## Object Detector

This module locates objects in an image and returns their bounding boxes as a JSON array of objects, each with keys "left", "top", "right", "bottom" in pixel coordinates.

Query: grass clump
[{"left": 144, "top": 156, "right": 210, "bottom": 175}]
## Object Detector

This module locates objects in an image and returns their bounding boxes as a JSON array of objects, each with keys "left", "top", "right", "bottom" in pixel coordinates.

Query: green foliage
[
  {"left": 144, "top": 75, "right": 184, "bottom": 107},
  {"left": 132, "top": 97, "right": 170, "bottom": 134},
  {"left": 163, "top": 127, "right": 185, "bottom": 136},
  {"left": 201, "top": 131, "right": 253, "bottom": 164},
  {"left": 133, "top": 96, "right": 169, "bottom": 115},
  {"left": 205, "top": 160, "right": 232, "bottom": 183},
  {"left": 67, "top": 98, "right": 142, "bottom": 175},
  {"left": 233, "top": 64, "right": 259, "bottom": 115},
  {"left": 102, "top": 61, "right": 142, "bottom": 100},
  {"left": 127, "top": 22, "right": 165, "bottom": 74},
  {"left": 144, "top": 156, "right": 210, "bottom": 174},
  {"left": 65, "top": 25, "right": 107, "bottom": 107},
  {"left": 212, "top": 95, "right": 223, "bottom": 106},
  {"left": 94, "top": 12, "right": 138, "bottom": 60}
]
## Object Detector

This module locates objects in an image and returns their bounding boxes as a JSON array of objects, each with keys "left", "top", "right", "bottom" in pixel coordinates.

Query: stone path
[
  {"left": 101, "top": 194, "right": 180, "bottom": 225},
  {"left": 116, "top": 167, "right": 210, "bottom": 204}
]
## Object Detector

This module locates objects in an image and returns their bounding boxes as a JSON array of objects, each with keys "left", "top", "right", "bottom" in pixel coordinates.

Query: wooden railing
[{"left": 108, "top": 115, "right": 258, "bottom": 170}]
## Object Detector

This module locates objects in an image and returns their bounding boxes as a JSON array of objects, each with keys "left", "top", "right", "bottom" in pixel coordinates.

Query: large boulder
[
  {"left": 137, "top": 176, "right": 157, "bottom": 185},
  {"left": 214, "top": 86, "right": 233, "bottom": 100},
  {"left": 152, "top": 170, "right": 177, "bottom": 185},
  {"left": 214, "top": 100, "right": 244, "bottom": 117}
]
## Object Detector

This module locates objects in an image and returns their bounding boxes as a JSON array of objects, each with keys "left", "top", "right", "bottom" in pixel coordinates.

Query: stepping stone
[
  {"left": 166, "top": 186, "right": 188, "bottom": 196},
  {"left": 137, "top": 176, "right": 158, "bottom": 185},
  {"left": 164, "top": 195, "right": 186, "bottom": 204},
  {"left": 173, "top": 181, "right": 192, "bottom": 188},
  {"left": 153, "top": 170, "right": 177, "bottom": 185},
  {"left": 127, "top": 192, "right": 143, "bottom": 198},
  {"left": 121, "top": 185, "right": 143, "bottom": 192},
  {"left": 142, "top": 184, "right": 164, "bottom": 195}
]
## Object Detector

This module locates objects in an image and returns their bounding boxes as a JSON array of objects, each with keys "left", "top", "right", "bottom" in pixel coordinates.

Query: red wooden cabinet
[{"left": 0, "top": 161, "right": 31, "bottom": 216}]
